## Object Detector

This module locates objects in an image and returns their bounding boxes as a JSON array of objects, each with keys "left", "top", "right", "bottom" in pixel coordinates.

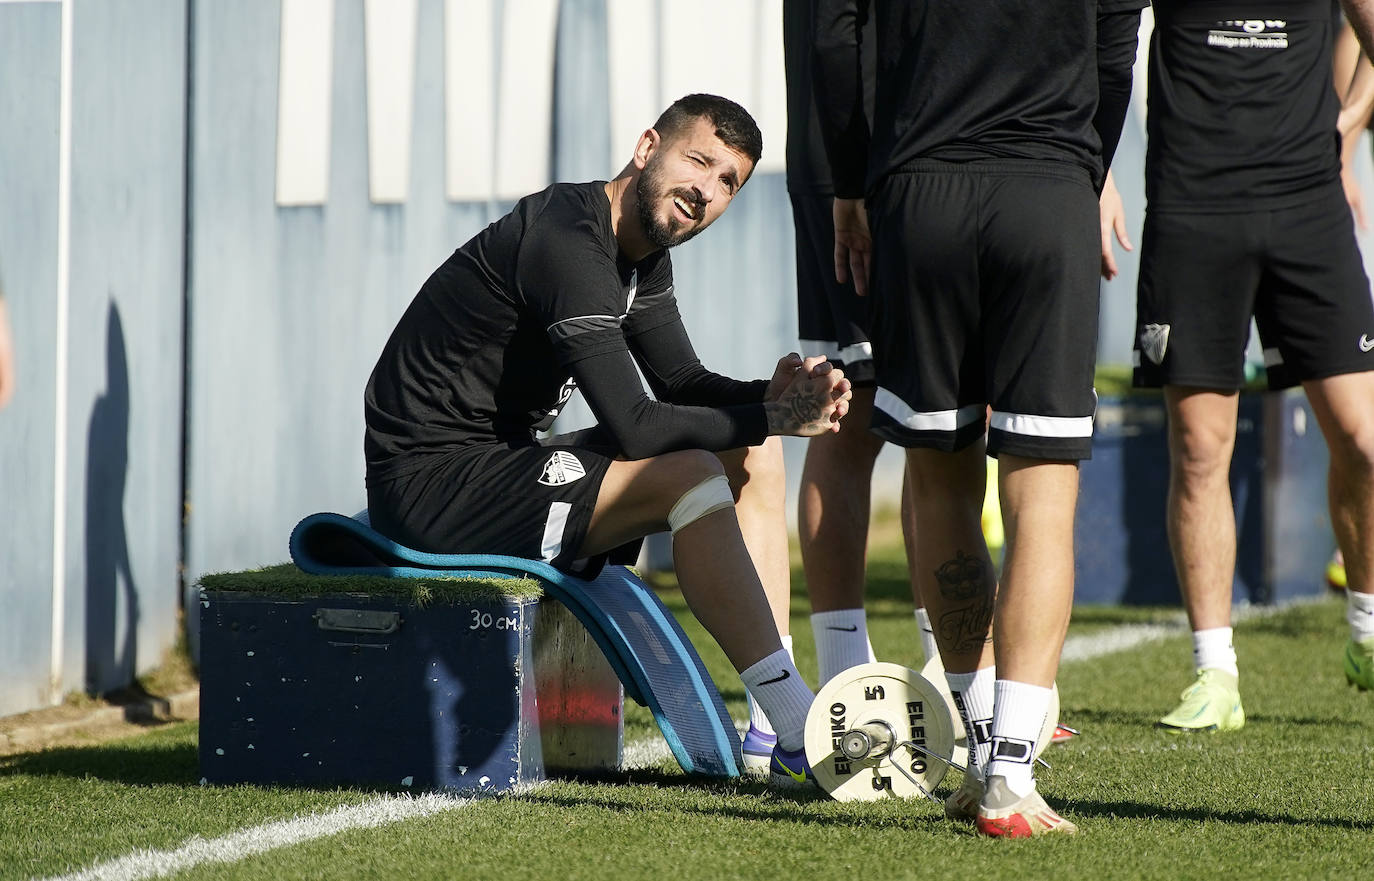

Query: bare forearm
[
  {"left": 1339, "top": 48, "right": 1374, "bottom": 146},
  {"left": 1343, "top": 0, "right": 1374, "bottom": 60}
]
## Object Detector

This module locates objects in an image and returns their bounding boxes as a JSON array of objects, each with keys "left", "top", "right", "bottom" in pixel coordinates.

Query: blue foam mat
[{"left": 288, "top": 511, "right": 742, "bottom": 778}]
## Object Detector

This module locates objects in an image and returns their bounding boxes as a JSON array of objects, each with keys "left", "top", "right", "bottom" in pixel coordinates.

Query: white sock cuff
[
  {"left": 740, "top": 649, "right": 814, "bottom": 751},
  {"left": 811, "top": 608, "right": 876, "bottom": 686},
  {"left": 946, "top": 666, "right": 996, "bottom": 777},
  {"left": 993, "top": 679, "right": 1054, "bottom": 721},
  {"left": 810, "top": 608, "right": 869, "bottom": 631},
  {"left": 1348, "top": 590, "right": 1374, "bottom": 613},
  {"left": 748, "top": 635, "right": 796, "bottom": 735},
  {"left": 1193, "top": 626, "right": 1238, "bottom": 676},
  {"left": 1348, "top": 591, "right": 1374, "bottom": 640},
  {"left": 914, "top": 607, "right": 939, "bottom": 664},
  {"left": 987, "top": 679, "right": 1053, "bottom": 789}
]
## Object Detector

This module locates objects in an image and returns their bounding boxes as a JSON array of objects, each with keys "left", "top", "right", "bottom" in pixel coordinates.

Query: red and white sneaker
[
  {"left": 1049, "top": 724, "right": 1080, "bottom": 745},
  {"left": 943, "top": 774, "right": 983, "bottom": 822},
  {"left": 975, "top": 776, "right": 1079, "bottom": 838}
]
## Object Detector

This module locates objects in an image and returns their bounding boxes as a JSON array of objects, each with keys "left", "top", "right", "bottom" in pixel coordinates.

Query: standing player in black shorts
[
  {"left": 1136, "top": 1, "right": 1374, "bottom": 733},
  {"left": 784, "top": 0, "right": 1145, "bottom": 703},
  {"left": 782, "top": 0, "right": 934, "bottom": 705},
  {"left": 364, "top": 94, "right": 852, "bottom": 781},
  {"left": 814, "top": 1, "right": 1139, "bottom": 837}
]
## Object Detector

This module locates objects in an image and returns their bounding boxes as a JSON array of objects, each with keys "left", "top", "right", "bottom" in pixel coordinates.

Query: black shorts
[
  {"left": 866, "top": 160, "right": 1101, "bottom": 460},
  {"left": 1134, "top": 184, "right": 1374, "bottom": 390},
  {"left": 791, "top": 191, "right": 875, "bottom": 385},
  {"left": 366, "top": 436, "right": 615, "bottom": 575}
]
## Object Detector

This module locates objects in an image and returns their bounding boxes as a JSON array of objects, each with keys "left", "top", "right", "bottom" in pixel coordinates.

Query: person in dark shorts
[
  {"left": 783, "top": 0, "right": 928, "bottom": 705},
  {"left": 1134, "top": 0, "right": 1374, "bottom": 734},
  {"left": 364, "top": 94, "right": 852, "bottom": 782},
  {"left": 813, "top": 0, "right": 1140, "bottom": 836}
]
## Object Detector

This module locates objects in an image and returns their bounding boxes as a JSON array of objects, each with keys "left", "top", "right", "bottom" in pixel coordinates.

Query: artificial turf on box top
[{"left": 197, "top": 563, "right": 542, "bottom": 606}]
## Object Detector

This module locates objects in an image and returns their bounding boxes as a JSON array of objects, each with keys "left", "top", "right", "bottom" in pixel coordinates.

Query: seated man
[{"left": 363, "top": 94, "right": 850, "bottom": 782}]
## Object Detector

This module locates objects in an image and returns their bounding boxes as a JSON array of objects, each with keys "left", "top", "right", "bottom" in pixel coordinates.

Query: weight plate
[{"left": 804, "top": 662, "right": 956, "bottom": 802}]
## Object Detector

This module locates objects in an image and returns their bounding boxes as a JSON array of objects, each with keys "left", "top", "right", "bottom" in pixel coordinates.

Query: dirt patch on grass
[{"left": 0, "top": 642, "right": 200, "bottom": 756}]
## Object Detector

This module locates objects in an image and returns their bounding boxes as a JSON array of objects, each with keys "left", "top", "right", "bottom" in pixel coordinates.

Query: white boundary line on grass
[
  {"left": 36, "top": 794, "right": 474, "bottom": 881},
  {"left": 1060, "top": 594, "right": 1332, "bottom": 663}
]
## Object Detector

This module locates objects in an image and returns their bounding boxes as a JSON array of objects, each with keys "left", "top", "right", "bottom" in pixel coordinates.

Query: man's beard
[{"left": 635, "top": 158, "right": 706, "bottom": 249}]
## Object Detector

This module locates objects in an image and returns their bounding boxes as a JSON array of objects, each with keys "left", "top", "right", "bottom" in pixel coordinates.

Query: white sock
[
  {"left": 986, "top": 679, "right": 1054, "bottom": 797},
  {"left": 1193, "top": 626, "right": 1238, "bottom": 677},
  {"left": 810, "top": 608, "right": 876, "bottom": 686},
  {"left": 739, "top": 648, "right": 814, "bottom": 751},
  {"left": 915, "top": 607, "right": 940, "bottom": 665},
  {"left": 945, "top": 666, "right": 995, "bottom": 780},
  {"left": 747, "top": 635, "right": 793, "bottom": 735},
  {"left": 1349, "top": 590, "right": 1374, "bottom": 642}
]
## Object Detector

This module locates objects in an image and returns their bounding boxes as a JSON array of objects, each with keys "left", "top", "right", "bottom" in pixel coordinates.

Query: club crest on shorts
[
  {"left": 539, "top": 451, "right": 586, "bottom": 486},
  {"left": 1139, "top": 323, "right": 1171, "bottom": 366}
]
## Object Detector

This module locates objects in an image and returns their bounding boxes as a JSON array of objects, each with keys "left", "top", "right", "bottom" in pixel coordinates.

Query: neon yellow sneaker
[
  {"left": 1327, "top": 550, "right": 1348, "bottom": 592},
  {"left": 1156, "top": 669, "right": 1245, "bottom": 733},
  {"left": 1344, "top": 637, "right": 1374, "bottom": 691}
]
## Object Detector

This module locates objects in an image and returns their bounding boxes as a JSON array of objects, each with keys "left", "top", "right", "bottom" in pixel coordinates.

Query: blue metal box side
[
  {"left": 1263, "top": 391, "right": 1333, "bottom": 603},
  {"left": 1075, "top": 395, "right": 1265, "bottom": 605},
  {"left": 199, "top": 590, "right": 541, "bottom": 793}
]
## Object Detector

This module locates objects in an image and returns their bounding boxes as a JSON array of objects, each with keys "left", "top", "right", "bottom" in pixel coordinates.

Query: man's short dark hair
[{"left": 653, "top": 94, "right": 763, "bottom": 168}]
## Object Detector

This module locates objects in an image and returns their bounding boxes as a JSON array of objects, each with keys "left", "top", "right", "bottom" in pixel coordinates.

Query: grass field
[{"left": 3, "top": 539, "right": 1372, "bottom": 881}]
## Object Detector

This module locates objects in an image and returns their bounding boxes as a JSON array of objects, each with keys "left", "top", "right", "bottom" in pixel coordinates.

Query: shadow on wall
[{"left": 85, "top": 299, "right": 136, "bottom": 695}]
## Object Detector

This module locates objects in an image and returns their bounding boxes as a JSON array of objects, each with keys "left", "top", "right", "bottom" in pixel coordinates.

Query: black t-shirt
[
  {"left": 813, "top": 0, "right": 1105, "bottom": 198},
  {"left": 783, "top": 0, "right": 876, "bottom": 195},
  {"left": 364, "top": 182, "right": 768, "bottom": 483},
  {"left": 1146, "top": 0, "right": 1342, "bottom": 212}
]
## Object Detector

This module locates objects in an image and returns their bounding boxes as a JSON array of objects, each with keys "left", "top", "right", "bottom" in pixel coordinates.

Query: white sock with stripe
[
  {"left": 945, "top": 666, "right": 995, "bottom": 780},
  {"left": 986, "top": 679, "right": 1054, "bottom": 797}
]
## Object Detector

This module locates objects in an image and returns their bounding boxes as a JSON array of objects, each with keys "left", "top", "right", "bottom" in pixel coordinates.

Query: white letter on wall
[
  {"left": 444, "top": 0, "right": 494, "bottom": 201},
  {"left": 606, "top": 0, "right": 658, "bottom": 173},
  {"left": 276, "top": 0, "right": 335, "bottom": 206},
  {"left": 659, "top": 0, "right": 785, "bottom": 174},
  {"left": 494, "top": 0, "right": 559, "bottom": 200},
  {"left": 364, "top": 0, "right": 418, "bottom": 203}
]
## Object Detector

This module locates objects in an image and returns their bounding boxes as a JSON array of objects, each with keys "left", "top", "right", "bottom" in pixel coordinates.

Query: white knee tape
[{"left": 667, "top": 474, "right": 735, "bottom": 534}]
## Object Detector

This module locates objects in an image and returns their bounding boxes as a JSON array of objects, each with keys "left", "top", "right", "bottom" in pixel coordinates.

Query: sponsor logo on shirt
[
  {"left": 1208, "top": 20, "right": 1288, "bottom": 50},
  {"left": 539, "top": 451, "right": 587, "bottom": 486}
]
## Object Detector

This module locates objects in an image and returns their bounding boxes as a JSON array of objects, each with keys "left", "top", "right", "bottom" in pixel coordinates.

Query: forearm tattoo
[
  {"left": 934, "top": 550, "right": 995, "bottom": 652},
  {"left": 766, "top": 386, "right": 827, "bottom": 434}
]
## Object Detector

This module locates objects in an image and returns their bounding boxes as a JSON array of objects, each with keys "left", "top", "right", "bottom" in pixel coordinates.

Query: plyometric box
[{"left": 198, "top": 571, "right": 623, "bottom": 794}]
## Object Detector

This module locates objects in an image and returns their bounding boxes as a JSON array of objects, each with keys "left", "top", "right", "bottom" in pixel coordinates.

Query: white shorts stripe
[
  {"left": 990, "top": 411, "right": 1093, "bottom": 439},
  {"left": 1263, "top": 347, "right": 1284, "bottom": 367},
  {"left": 874, "top": 388, "right": 984, "bottom": 432},
  {"left": 800, "top": 338, "right": 873, "bottom": 365},
  {"left": 540, "top": 501, "right": 572, "bottom": 562}
]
